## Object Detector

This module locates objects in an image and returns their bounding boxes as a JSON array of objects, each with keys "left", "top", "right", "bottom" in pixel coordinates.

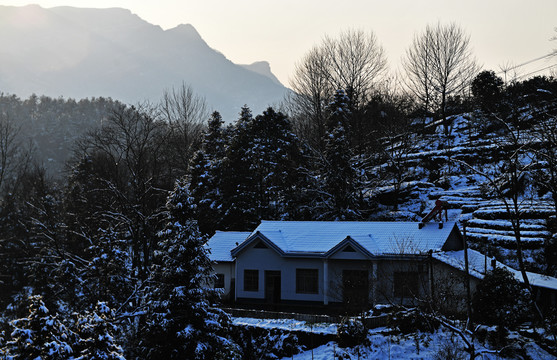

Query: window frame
[
  {"left": 296, "top": 268, "right": 319, "bottom": 294},
  {"left": 244, "top": 269, "right": 259, "bottom": 292},
  {"left": 393, "top": 271, "right": 420, "bottom": 298},
  {"left": 214, "top": 273, "right": 225, "bottom": 289}
]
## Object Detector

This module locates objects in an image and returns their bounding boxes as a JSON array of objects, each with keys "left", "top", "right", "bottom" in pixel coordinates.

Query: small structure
[
  {"left": 206, "top": 231, "right": 251, "bottom": 299},
  {"left": 433, "top": 249, "right": 557, "bottom": 312}
]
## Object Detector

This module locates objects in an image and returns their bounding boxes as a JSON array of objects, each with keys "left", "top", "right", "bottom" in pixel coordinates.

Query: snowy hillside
[{"left": 369, "top": 113, "right": 556, "bottom": 273}]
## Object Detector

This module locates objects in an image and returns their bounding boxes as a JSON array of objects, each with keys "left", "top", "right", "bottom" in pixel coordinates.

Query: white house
[
  {"left": 207, "top": 220, "right": 466, "bottom": 308},
  {"left": 206, "top": 220, "right": 557, "bottom": 312}
]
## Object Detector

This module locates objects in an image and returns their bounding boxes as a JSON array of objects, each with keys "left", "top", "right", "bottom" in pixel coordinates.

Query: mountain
[
  {"left": 240, "top": 61, "right": 283, "bottom": 86},
  {"left": 0, "top": 5, "right": 290, "bottom": 121}
]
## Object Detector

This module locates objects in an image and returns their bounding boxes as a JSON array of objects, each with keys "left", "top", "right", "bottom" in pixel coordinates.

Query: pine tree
[
  {"left": 188, "top": 111, "right": 228, "bottom": 234},
  {"left": 220, "top": 106, "right": 307, "bottom": 229},
  {"left": 74, "top": 302, "right": 125, "bottom": 360},
  {"left": 81, "top": 227, "right": 132, "bottom": 307},
  {"left": 221, "top": 106, "right": 259, "bottom": 229},
  {"left": 244, "top": 107, "right": 304, "bottom": 220},
  {"left": 137, "top": 183, "right": 240, "bottom": 359},
  {"left": 319, "top": 89, "right": 361, "bottom": 220},
  {"left": 6, "top": 295, "right": 76, "bottom": 359}
]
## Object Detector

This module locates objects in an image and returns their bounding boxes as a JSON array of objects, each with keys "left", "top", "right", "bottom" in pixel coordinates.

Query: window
[
  {"left": 214, "top": 273, "right": 225, "bottom": 289},
  {"left": 244, "top": 270, "right": 259, "bottom": 291},
  {"left": 394, "top": 272, "right": 420, "bottom": 298},
  {"left": 296, "top": 269, "right": 319, "bottom": 294}
]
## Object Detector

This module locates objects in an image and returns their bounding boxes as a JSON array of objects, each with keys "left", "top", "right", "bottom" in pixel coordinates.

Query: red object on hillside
[{"left": 419, "top": 199, "right": 448, "bottom": 228}]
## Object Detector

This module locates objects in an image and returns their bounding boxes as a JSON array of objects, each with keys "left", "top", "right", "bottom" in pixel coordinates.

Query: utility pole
[{"left": 463, "top": 222, "right": 472, "bottom": 330}]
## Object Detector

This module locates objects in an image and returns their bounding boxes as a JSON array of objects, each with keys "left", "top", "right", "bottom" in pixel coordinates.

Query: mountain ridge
[{"left": 0, "top": 5, "right": 289, "bottom": 121}]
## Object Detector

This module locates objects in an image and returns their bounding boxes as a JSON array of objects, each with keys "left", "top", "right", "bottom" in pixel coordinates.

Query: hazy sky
[{"left": 2, "top": 0, "right": 556, "bottom": 86}]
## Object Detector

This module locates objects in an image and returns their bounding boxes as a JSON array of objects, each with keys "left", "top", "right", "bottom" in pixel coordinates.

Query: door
[
  {"left": 265, "top": 270, "right": 281, "bottom": 304},
  {"left": 342, "top": 269, "right": 369, "bottom": 311}
]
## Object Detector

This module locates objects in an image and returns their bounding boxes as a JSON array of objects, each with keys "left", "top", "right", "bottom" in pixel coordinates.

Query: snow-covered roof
[
  {"left": 206, "top": 231, "right": 250, "bottom": 262},
  {"left": 232, "top": 220, "right": 460, "bottom": 258},
  {"left": 433, "top": 249, "right": 557, "bottom": 291}
]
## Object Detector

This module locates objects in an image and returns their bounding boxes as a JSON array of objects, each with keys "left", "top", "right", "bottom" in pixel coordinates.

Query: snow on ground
[
  {"left": 282, "top": 332, "right": 555, "bottom": 360},
  {"left": 232, "top": 317, "right": 338, "bottom": 335},
  {"left": 280, "top": 327, "right": 556, "bottom": 360},
  {"left": 236, "top": 317, "right": 556, "bottom": 359}
]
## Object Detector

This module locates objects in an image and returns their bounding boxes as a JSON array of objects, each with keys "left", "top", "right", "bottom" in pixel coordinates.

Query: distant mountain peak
[
  {"left": 167, "top": 23, "right": 203, "bottom": 41},
  {"left": 241, "top": 61, "right": 283, "bottom": 86}
]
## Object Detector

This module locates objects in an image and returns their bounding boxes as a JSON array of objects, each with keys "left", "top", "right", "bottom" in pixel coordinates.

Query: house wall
[
  {"left": 233, "top": 240, "right": 476, "bottom": 314},
  {"left": 430, "top": 260, "right": 480, "bottom": 315},
  {"left": 326, "top": 259, "right": 374, "bottom": 304},
  {"left": 441, "top": 226, "right": 465, "bottom": 251},
  {"left": 374, "top": 258, "right": 430, "bottom": 306},
  {"left": 212, "top": 262, "right": 235, "bottom": 300},
  {"left": 235, "top": 244, "right": 326, "bottom": 302}
]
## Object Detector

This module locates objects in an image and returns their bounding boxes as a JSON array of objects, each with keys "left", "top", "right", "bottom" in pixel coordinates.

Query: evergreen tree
[
  {"left": 221, "top": 106, "right": 259, "bottom": 229},
  {"left": 137, "top": 183, "right": 240, "bottom": 359},
  {"left": 471, "top": 70, "right": 504, "bottom": 113},
  {"left": 220, "top": 106, "right": 307, "bottom": 229},
  {"left": 80, "top": 227, "right": 132, "bottom": 307},
  {"left": 74, "top": 302, "right": 125, "bottom": 360},
  {"left": 6, "top": 295, "right": 76, "bottom": 359},
  {"left": 319, "top": 89, "right": 361, "bottom": 220},
  {"left": 244, "top": 107, "right": 304, "bottom": 220},
  {"left": 472, "top": 267, "right": 532, "bottom": 328},
  {"left": 188, "top": 111, "right": 228, "bottom": 234}
]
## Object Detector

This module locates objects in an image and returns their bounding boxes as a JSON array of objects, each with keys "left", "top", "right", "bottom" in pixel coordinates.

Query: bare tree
[
  {"left": 402, "top": 30, "right": 436, "bottom": 118},
  {"left": 287, "top": 29, "right": 388, "bottom": 151},
  {"left": 160, "top": 82, "right": 208, "bottom": 174},
  {"left": 457, "top": 113, "right": 545, "bottom": 324},
  {"left": 287, "top": 45, "right": 331, "bottom": 151},
  {"left": 74, "top": 103, "right": 171, "bottom": 279},
  {"left": 531, "top": 110, "right": 557, "bottom": 216},
  {"left": 402, "top": 23, "right": 479, "bottom": 135},
  {"left": 0, "top": 113, "right": 20, "bottom": 192},
  {"left": 322, "top": 29, "right": 388, "bottom": 108},
  {"left": 0, "top": 112, "right": 35, "bottom": 197}
]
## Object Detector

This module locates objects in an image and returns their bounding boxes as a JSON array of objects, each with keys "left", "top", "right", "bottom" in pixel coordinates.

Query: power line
[
  {"left": 514, "top": 63, "right": 557, "bottom": 81},
  {"left": 497, "top": 52, "right": 556, "bottom": 74}
]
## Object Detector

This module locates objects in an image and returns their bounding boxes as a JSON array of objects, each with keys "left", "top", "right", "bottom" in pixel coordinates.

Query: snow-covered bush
[
  {"left": 337, "top": 318, "right": 367, "bottom": 347},
  {"left": 391, "top": 308, "right": 440, "bottom": 334},
  {"left": 432, "top": 333, "right": 467, "bottom": 360},
  {"left": 232, "top": 325, "right": 301, "bottom": 360}
]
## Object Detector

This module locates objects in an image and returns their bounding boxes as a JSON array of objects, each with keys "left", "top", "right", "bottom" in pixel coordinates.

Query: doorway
[
  {"left": 342, "top": 269, "right": 369, "bottom": 311},
  {"left": 265, "top": 270, "right": 281, "bottom": 304}
]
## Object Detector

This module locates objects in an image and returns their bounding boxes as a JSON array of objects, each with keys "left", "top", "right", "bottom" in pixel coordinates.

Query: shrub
[
  {"left": 391, "top": 308, "right": 440, "bottom": 334},
  {"left": 472, "top": 267, "right": 532, "bottom": 328},
  {"left": 433, "top": 334, "right": 467, "bottom": 360},
  {"left": 337, "top": 318, "right": 367, "bottom": 347}
]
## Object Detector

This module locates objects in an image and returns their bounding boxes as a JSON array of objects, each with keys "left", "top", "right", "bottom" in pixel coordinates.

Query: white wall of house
[
  {"left": 325, "top": 259, "right": 375, "bottom": 304},
  {"left": 212, "top": 261, "right": 235, "bottom": 300},
  {"left": 235, "top": 244, "right": 327, "bottom": 302},
  {"left": 233, "top": 242, "right": 470, "bottom": 309}
]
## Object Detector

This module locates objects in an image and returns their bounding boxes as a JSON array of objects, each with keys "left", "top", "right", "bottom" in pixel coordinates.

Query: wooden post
[
  {"left": 463, "top": 222, "right": 472, "bottom": 329},
  {"left": 323, "top": 259, "right": 329, "bottom": 305}
]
